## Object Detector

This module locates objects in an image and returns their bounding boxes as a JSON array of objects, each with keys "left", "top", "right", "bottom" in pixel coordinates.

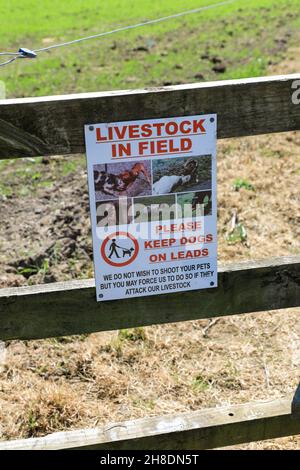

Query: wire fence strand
[
  {"left": 0, "top": 0, "right": 239, "bottom": 68},
  {"left": 34, "top": 0, "right": 238, "bottom": 53}
]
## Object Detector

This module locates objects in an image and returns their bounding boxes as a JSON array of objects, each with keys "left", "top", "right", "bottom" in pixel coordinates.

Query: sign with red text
[{"left": 85, "top": 115, "right": 217, "bottom": 301}]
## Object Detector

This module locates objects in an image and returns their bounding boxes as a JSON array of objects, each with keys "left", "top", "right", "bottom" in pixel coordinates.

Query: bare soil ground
[{"left": 0, "top": 42, "right": 299, "bottom": 448}]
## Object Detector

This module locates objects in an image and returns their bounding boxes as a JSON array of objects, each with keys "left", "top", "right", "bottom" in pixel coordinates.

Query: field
[
  {"left": 0, "top": 0, "right": 300, "bottom": 97},
  {"left": 0, "top": 0, "right": 300, "bottom": 449}
]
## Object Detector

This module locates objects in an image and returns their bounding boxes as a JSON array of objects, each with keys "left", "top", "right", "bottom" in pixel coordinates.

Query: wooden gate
[{"left": 0, "top": 74, "right": 300, "bottom": 449}]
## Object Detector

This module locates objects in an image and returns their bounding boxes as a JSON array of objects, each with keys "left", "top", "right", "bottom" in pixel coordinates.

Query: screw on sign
[{"left": 101, "top": 232, "right": 139, "bottom": 268}]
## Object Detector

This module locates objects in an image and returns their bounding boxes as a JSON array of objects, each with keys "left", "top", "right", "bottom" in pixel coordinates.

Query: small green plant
[
  {"left": 17, "top": 258, "right": 50, "bottom": 277},
  {"left": 39, "top": 258, "right": 50, "bottom": 275},
  {"left": 226, "top": 223, "right": 247, "bottom": 244},
  {"left": 27, "top": 410, "right": 38, "bottom": 435},
  {"left": 192, "top": 374, "right": 210, "bottom": 392},
  {"left": 31, "top": 171, "right": 41, "bottom": 181},
  {"left": 233, "top": 179, "right": 255, "bottom": 191},
  {"left": 118, "top": 327, "right": 146, "bottom": 342},
  {"left": 17, "top": 265, "right": 39, "bottom": 276},
  {"left": 62, "top": 161, "right": 78, "bottom": 175}
]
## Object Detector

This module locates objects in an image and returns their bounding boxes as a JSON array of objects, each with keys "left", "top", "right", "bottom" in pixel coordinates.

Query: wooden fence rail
[
  {"left": 0, "top": 74, "right": 299, "bottom": 449},
  {"left": 0, "top": 74, "right": 300, "bottom": 159},
  {"left": 0, "top": 256, "right": 299, "bottom": 341},
  {"left": 0, "top": 397, "right": 298, "bottom": 450}
]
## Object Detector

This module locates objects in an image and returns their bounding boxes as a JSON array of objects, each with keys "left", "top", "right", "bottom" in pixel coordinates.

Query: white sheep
[{"left": 152, "top": 175, "right": 191, "bottom": 195}]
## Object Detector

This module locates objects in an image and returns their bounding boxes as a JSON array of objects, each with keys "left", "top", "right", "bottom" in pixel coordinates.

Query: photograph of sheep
[{"left": 152, "top": 155, "right": 212, "bottom": 196}]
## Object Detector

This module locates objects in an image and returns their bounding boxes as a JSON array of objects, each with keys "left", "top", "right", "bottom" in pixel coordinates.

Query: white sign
[{"left": 85, "top": 114, "right": 217, "bottom": 302}]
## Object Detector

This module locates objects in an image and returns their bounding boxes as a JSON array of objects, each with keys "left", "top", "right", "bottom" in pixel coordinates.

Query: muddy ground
[{"left": 0, "top": 44, "right": 299, "bottom": 448}]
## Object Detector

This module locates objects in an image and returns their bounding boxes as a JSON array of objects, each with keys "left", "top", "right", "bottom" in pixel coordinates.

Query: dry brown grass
[
  {"left": 0, "top": 38, "right": 299, "bottom": 449},
  {"left": 1, "top": 306, "right": 300, "bottom": 445}
]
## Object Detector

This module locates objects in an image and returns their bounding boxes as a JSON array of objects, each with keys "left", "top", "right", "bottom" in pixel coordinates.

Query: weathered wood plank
[
  {"left": 0, "top": 74, "right": 299, "bottom": 158},
  {"left": 0, "top": 256, "right": 299, "bottom": 341},
  {"left": 0, "top": 397, "right": 298, "bottom": 450}
]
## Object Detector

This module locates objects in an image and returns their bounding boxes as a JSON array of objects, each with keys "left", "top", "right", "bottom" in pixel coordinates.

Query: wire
[
  {"left": 0, "top": 0, "right": 239, "bottom": 67},
  {"left": 0, "top": 57, "right": 18, "bottom": 67},
  {"left": 0, "top": 52, "right": 19, "bottom": 56},
  {"left": 34, "top": 0, "right": 238, "bottom": 53}
]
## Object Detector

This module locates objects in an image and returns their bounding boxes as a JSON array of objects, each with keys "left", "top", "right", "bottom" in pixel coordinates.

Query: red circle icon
[{"left": 101, "top": 232, "right": 139, "bottom": 267}]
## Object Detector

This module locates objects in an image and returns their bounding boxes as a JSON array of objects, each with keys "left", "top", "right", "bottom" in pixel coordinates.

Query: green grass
[
  {"left": 0, "top": 157, "right": 57, "bottom": 198},
  {"left": 0, "top": 0, "right": 299, "bottom": 201},
  {"left": 0, "top": 0, "right": 299, "bottom": 98},
  {"left": 61, "top": 160, "right": 79, "bottom": 175},
  {"left": 17, "top": 258, "right": 50, "bottom": 278}
]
